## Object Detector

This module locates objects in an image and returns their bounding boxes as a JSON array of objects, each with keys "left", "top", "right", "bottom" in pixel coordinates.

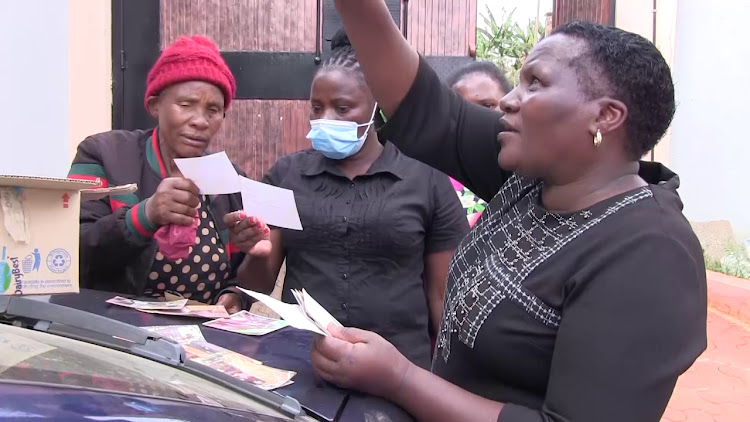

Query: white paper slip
[
  {"left": 174, "top": 152, "right": 241, "bottom": 195},
  {"left": 240, "top": 176, "right": 303, "bottom": 231},
  {"left": 298, "top": 289, "right": 343, "bottom": 333},
  {"left": 237, "top": 287, "right": 330, "bottom": 336}
]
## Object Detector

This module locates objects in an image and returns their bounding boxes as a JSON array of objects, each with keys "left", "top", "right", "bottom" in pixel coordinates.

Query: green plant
[
  {"left": 476, "top": 6, "right": 545, "bottom": 85},
  {"left": 704, "top": 240, "right": 750, "bottom": 279}
]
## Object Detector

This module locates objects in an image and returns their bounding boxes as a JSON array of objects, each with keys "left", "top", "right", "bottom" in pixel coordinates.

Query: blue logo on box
[
  {"left": 46, "top": 248, "right": 71, "bottom": 274},
  {"left": 22, "top": 249, "right": 41, "bottom": 273}
]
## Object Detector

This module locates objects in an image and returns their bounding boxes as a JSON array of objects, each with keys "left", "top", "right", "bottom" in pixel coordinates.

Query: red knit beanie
[{"left": 144, "top": 35, "right": 236, "bottom": 110}]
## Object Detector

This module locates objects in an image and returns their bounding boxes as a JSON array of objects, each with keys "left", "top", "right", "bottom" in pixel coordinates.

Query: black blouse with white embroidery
[{"left": 377, "top": 56, "right": 707, "bottom": 422}]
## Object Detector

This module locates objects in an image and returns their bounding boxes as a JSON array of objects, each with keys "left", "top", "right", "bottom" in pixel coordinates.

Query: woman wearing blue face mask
[{"left": 223, "top": 29, "right": 469, "bottom": 368}]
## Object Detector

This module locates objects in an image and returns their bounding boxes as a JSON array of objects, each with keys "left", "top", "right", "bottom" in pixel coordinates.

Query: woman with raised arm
[
  {"left": 224, "top": 29, "right": 468, "bottom": 368},
  {"left": 307, "top": 2, "right": 708, "bottom": 422}
]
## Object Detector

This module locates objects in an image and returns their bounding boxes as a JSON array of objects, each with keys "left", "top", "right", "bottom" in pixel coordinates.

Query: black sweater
[{"left": 68, "top": 129, "right": 247, "bottom": 305}]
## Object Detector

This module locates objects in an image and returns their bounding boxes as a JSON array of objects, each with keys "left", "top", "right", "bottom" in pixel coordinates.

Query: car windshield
[{"left": 0, "top": 323, "right": 292, "bottom": 419}]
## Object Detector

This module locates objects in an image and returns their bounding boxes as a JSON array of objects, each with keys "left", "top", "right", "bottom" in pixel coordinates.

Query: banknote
[{"left": 203, "top": 311, "right": 289, "bottom": 336}]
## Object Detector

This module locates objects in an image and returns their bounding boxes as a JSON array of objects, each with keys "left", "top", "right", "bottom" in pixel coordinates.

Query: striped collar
[{"left": 145, "top": 128, "right": 168, "bottom": 179}]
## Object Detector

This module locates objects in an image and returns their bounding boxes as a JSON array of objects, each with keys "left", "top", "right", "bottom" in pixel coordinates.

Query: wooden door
[
  {"left": 551, "top": 0, "right": 616, "bottom": 29},
  {"left": 112, "top": 0, "right": 475, "bottom": 180}
]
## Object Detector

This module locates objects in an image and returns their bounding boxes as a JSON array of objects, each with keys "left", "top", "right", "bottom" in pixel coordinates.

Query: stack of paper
[
  {"left": 106, "top": 296, "right": 229, "bottom": 319},
  {"left": 174, "top": 152, "right": 302, "bottom": 230},
  {"left": 237, "top": 288, "right": 342, "bottom": 336},
  {"left": 142, "top": 325, "right": 295, "bottom": 390}
]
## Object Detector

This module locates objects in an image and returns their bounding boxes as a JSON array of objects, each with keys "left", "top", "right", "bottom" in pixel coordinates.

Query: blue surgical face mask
[{"left": 306, "top": 104, "right": 379, "bottom": 160}]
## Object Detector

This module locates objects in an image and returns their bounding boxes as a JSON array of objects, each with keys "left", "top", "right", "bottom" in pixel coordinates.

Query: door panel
[
  {"left": 113, "top": 0, "right": 477, "bottom": 181},
  {"left": 161, "top": 0, "right": 317, "bottom": 52},
  {"left": 552, "top": 0, "right": 616, "bottom": 29}
]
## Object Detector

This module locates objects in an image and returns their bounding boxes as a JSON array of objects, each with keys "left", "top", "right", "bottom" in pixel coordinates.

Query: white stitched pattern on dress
[{"left": 435, "top": 174, "right": 654, "bottom": 363}]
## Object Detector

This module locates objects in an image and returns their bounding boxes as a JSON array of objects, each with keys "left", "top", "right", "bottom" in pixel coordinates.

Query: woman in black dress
[{"left": 306, "top": 2, "right": 708, "bottom": 422}]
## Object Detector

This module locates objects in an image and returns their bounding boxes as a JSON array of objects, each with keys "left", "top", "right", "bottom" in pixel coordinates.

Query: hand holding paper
[
  {"left": 292, "top": 289, "right": 342, "bottom": 334},
  {"left": 172, "top": 152, "right": 302, "bottom": 231},
  {"left": 173, "top": 152, "right": 241, "bottom": 195},
  {"left": 240, "top": 177, "right": 302, "bottom": 231},
  {"left": 237, "top": 287, "right": 341, "bottom": 336},
  {"left": 146, "top": 178, "right": 200, "bottom": 227}
]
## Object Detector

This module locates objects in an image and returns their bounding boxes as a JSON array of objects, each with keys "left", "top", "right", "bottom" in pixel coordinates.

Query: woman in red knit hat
[{"left": 68, "top": 35, "right": 255, "bottom": 312}]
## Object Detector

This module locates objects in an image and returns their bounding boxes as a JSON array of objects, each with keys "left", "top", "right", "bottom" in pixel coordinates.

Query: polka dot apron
[{"left": 144, "top": 196, "right": 232, "bottom": 302}]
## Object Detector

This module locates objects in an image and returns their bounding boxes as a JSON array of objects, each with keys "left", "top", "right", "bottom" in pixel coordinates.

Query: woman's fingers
[
  {"left": 225, "top": 212, "right": 262, "bottom": 233},
  {"left": 232, "top": 224, "right": 264, "bottom": 243},
  {"left": 169, "top": 187, "right": 200, "bottom": 208},
  {"left": 311, "top": 343, "right": 344, "bottom": 380},
  {"left": 166, "top": 211, "right": 196, "bottom": 226},
  {"left": 216, "top": 293, "right": 242, "bottom": 314},
  {"left": 168, "top": 202, "right": 197, "bottom": 218},
  {"left": 223, "top": 211, "right": 244, "bottom": 226},
  {"left": 313, "top": 335, "right": 353, "bottom": 363}
]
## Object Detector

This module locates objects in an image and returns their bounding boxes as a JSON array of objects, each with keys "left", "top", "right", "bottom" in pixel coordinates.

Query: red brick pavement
[{"left": 662, "top": 272, "right": 750, "bottom": 422}]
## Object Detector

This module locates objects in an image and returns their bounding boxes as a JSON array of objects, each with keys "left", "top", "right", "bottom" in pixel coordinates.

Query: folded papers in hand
[{"left": 237, "top": 287, "right": 342, "bottom": 336}]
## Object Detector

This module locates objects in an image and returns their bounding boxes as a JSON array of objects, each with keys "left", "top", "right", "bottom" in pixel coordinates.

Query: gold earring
[{"left": 593, "top": 129, "right": 603, "bottom": 148}]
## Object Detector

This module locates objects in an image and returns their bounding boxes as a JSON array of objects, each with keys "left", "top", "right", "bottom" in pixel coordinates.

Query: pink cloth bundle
[{"left": 154, "top": 216, "right": 199, "bottom": 260}]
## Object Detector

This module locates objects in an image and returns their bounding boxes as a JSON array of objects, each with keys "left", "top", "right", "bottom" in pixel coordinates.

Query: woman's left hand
[
  {"left": 310, "top": 325, "right": 412, "bottom": 399},
  {"left": 215, "top": 292, "right": 242, "bottom": 314}
]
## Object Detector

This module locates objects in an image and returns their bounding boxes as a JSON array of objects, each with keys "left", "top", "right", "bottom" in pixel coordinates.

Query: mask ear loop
[{"left": 357, "top": 103, "right": 379, "bottom": 141}]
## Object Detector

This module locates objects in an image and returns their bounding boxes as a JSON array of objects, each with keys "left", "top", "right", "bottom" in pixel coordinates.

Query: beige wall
[
  {"left": 651, "top": 0, "right": 678, "bottom": 166},
  {"left": 615, "top": 0, "right": 654, "bottom": 39},
  {"left": 1, "top": 1, "right": 71, "bottom": 177},
  {"left": 615, "top": 0, "right": 678, "bottom": 166},
  {"left": 68, "top": 0, "right": 112, "bottom": 162}
]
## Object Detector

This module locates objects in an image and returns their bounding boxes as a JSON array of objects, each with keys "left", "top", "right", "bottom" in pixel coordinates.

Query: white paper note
[
  {"left": 240, "top": 177, "right": 303, "bottom": 230},
  {"left": 174, "top": 152, "right": 241, "bottom": 194},
  {"left": 299, "top": 289, "right": 343, "bottom": 332},
  {"left": 237, "top": 288, "right": 325, "bottom": 335}
]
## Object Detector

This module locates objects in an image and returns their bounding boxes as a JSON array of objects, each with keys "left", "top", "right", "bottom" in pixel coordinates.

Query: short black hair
[
  {"left": 446, "top": 61, "right": 513, "bottom": 95},
  {"left": 552, "top": 21, "right": 675, "bottom": 160}
]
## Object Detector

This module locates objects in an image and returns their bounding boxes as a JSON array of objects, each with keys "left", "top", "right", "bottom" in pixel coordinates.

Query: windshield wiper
[
  {"left": 0, "top": 295, "right": 308, "bottom": 420},
  {"left": 0, "top": 295, "right": 184, "bottom": 364}
]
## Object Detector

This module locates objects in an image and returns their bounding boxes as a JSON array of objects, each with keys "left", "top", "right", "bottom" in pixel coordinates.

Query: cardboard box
[{"left": 0, "top": 175, "right": 135, "bottom": 296}]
